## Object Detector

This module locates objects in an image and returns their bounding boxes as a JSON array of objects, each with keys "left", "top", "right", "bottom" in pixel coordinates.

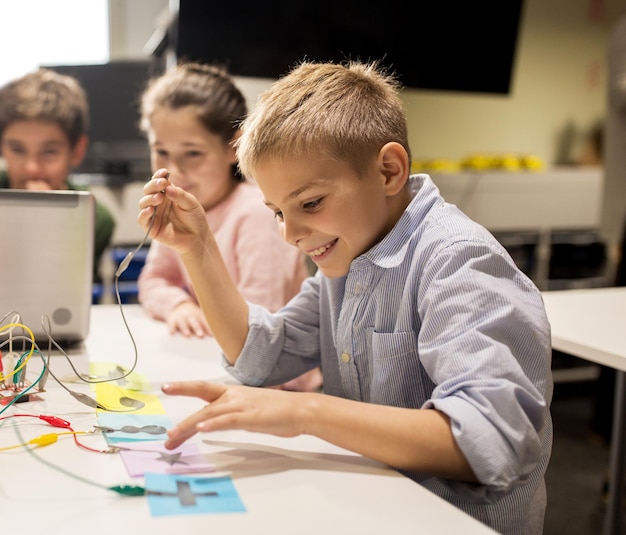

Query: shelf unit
[{"left": 430, "top": 168, "right": 606, "bottom": 290}]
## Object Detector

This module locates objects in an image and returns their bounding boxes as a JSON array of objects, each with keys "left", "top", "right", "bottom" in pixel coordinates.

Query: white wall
[{"left": 402, "top": 0, "right": 625, "bottom": 166}]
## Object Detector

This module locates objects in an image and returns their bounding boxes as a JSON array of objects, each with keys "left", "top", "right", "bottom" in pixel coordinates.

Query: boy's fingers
[{"left": 162, "top": 381, "right": 227, "bottom": 402}]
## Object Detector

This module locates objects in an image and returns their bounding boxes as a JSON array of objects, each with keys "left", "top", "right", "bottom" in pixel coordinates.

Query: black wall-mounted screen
[
  {"left": 44, "top": 60, "right": 163, "bottom": 177},
  {"left": 175, "top": 0, "right": 525, "bottom": 95}
]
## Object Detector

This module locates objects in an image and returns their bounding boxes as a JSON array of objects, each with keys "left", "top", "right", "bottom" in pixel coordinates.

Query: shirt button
[{"left": 341, "top": 352, "right": 351, "bottom": 363}]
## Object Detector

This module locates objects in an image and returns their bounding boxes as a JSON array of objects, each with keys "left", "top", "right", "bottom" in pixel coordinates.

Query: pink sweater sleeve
[{"left": 215, "top": 183, "right": 309, "bottom": 312}]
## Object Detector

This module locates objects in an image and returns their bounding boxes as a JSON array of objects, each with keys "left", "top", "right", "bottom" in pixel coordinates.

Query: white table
[
  {"left": 542, "top": 287, "right": 626, "bottom": 535},
  {"left": 0, "top": 305, "right": 496, "bottom": 534}
]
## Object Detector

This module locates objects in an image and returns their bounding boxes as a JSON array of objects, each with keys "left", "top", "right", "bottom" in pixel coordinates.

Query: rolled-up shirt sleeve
[
  {"left": 223, "top": 276, "right": 323, "bottom": 386},
  {"left": 418, "top": 239, "right": 551, "bottom": 495}
]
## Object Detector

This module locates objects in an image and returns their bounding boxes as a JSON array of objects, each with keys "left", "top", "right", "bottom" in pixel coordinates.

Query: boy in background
[
  {"left": 0, "top": 68, "right": 116, "bottom": 284},
  {"left": 139, "top": 60, "right": 553, "bottom": 535}
]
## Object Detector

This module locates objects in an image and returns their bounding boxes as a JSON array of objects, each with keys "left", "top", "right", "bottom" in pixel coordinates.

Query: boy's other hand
[{"left": 24, "top": 179, "right": 53, "bottom": 190}]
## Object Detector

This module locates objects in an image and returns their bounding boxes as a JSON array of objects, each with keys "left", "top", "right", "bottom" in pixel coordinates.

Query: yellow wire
[
  {"left": 0, "top": 430, "right": 86, "bottom": 451},
  {"left": 0, "top": 322, "right": 36, "bottom": 381}
]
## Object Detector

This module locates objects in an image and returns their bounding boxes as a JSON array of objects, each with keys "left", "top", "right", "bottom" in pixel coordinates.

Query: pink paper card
[{"left": 118, "top": 441, "right": 215, "bottom": 477}]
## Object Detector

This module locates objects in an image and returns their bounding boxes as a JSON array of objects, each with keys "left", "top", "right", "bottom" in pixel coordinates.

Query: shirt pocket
[{"left": 370, "top": 330, "right": 431, "bottom": 407}]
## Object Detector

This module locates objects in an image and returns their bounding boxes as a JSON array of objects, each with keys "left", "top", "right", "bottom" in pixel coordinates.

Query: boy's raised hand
[{"left": 138, "top": 168, "right": 208, "bottom": 255}]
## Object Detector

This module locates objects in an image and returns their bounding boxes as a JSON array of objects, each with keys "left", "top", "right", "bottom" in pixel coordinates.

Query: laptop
[{"left": 0, "top": 189, "right": 94, "bottom": 347}]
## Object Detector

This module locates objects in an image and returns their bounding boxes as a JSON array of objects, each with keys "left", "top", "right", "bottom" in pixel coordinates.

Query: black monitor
[
  {"left": 174, "top": 0, "right": 525, "bottom": 95},
  {"left": 44, "top": 60, "right": 163, "bottom": 180}
]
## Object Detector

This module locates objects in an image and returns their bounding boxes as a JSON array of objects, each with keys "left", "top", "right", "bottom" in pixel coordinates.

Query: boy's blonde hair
[
  {"left": 0, "top": 68, "right": 89, "bottom": 147},
  {"left": 236, "top": 60, "right": 411, "bottom": 178}
]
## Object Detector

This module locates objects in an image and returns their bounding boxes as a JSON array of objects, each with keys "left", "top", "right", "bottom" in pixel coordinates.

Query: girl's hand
[
  {"left": 167, "top": 301, "right": 212, "bottom": 338},
  {"left": 137, "top": 168, "right": 208, "bottom": 255}
]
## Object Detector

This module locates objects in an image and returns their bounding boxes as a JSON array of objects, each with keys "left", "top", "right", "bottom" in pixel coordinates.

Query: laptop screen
[{"left": 0, "top": 189, "right": 94, "bottom": 346}]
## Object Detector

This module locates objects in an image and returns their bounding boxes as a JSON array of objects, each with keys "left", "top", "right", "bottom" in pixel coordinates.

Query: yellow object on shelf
[
  {"left": 412, "top": 153, "right": 546, "bottom": 174},
  {"left": 411, "top": 159, "right": 460, "bottom": 173},
  {"left": 460, "top": 154, "right": 494, "bottom": 171},
  {"left": 519, "top": 154, "right": 545, "bottom": 171}
]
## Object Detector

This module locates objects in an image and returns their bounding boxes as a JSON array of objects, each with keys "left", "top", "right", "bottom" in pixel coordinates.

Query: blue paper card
[
  {"left": 145, "top": 473, "right": 246, "bottom": 516},
  {"left": 96, "top": 413, "right": 173, "bottom": 442}
]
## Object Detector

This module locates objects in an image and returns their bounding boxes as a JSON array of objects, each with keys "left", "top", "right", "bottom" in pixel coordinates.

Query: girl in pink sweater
[{"left": 138, "top": 62, "right": 321, "bottom": 391}]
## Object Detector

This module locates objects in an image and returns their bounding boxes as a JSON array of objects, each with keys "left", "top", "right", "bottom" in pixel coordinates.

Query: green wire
[
  {"left": 10, "top": 419, "right": 146, "bottom": 496},
  {"left": 109, "top": 485, "right": 147, "bottom": 496}
]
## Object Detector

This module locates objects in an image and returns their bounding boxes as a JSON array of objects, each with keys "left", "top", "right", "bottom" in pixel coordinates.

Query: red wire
[
  {"left": 68, "top": 425, "right": 108, "bottom": 453},
  {"left": 0, "top": 413, "right": 109, "bottom": 453}
]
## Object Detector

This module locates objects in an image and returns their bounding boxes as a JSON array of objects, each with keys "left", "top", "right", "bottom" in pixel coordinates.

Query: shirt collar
[{"left": 355, "top": 174, "right": 441, "bottom": 269}]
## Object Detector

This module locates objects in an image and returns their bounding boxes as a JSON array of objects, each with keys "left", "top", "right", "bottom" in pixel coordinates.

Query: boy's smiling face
[{"left": 254, "top": 149, "right": 407, "bottom": 278}]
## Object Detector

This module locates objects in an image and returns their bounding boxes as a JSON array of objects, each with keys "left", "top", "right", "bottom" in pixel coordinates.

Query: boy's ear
[
  {"left": 378, "top": 142, "right": 410, "bottom": 195},
  {"left": 70, "top": 134, "right": 89, "bottom": 167}
]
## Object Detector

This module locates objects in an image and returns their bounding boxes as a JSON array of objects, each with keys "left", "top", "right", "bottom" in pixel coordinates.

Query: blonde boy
[{"left": 139, "top": 60, "right": 553, "bottom": 535}]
